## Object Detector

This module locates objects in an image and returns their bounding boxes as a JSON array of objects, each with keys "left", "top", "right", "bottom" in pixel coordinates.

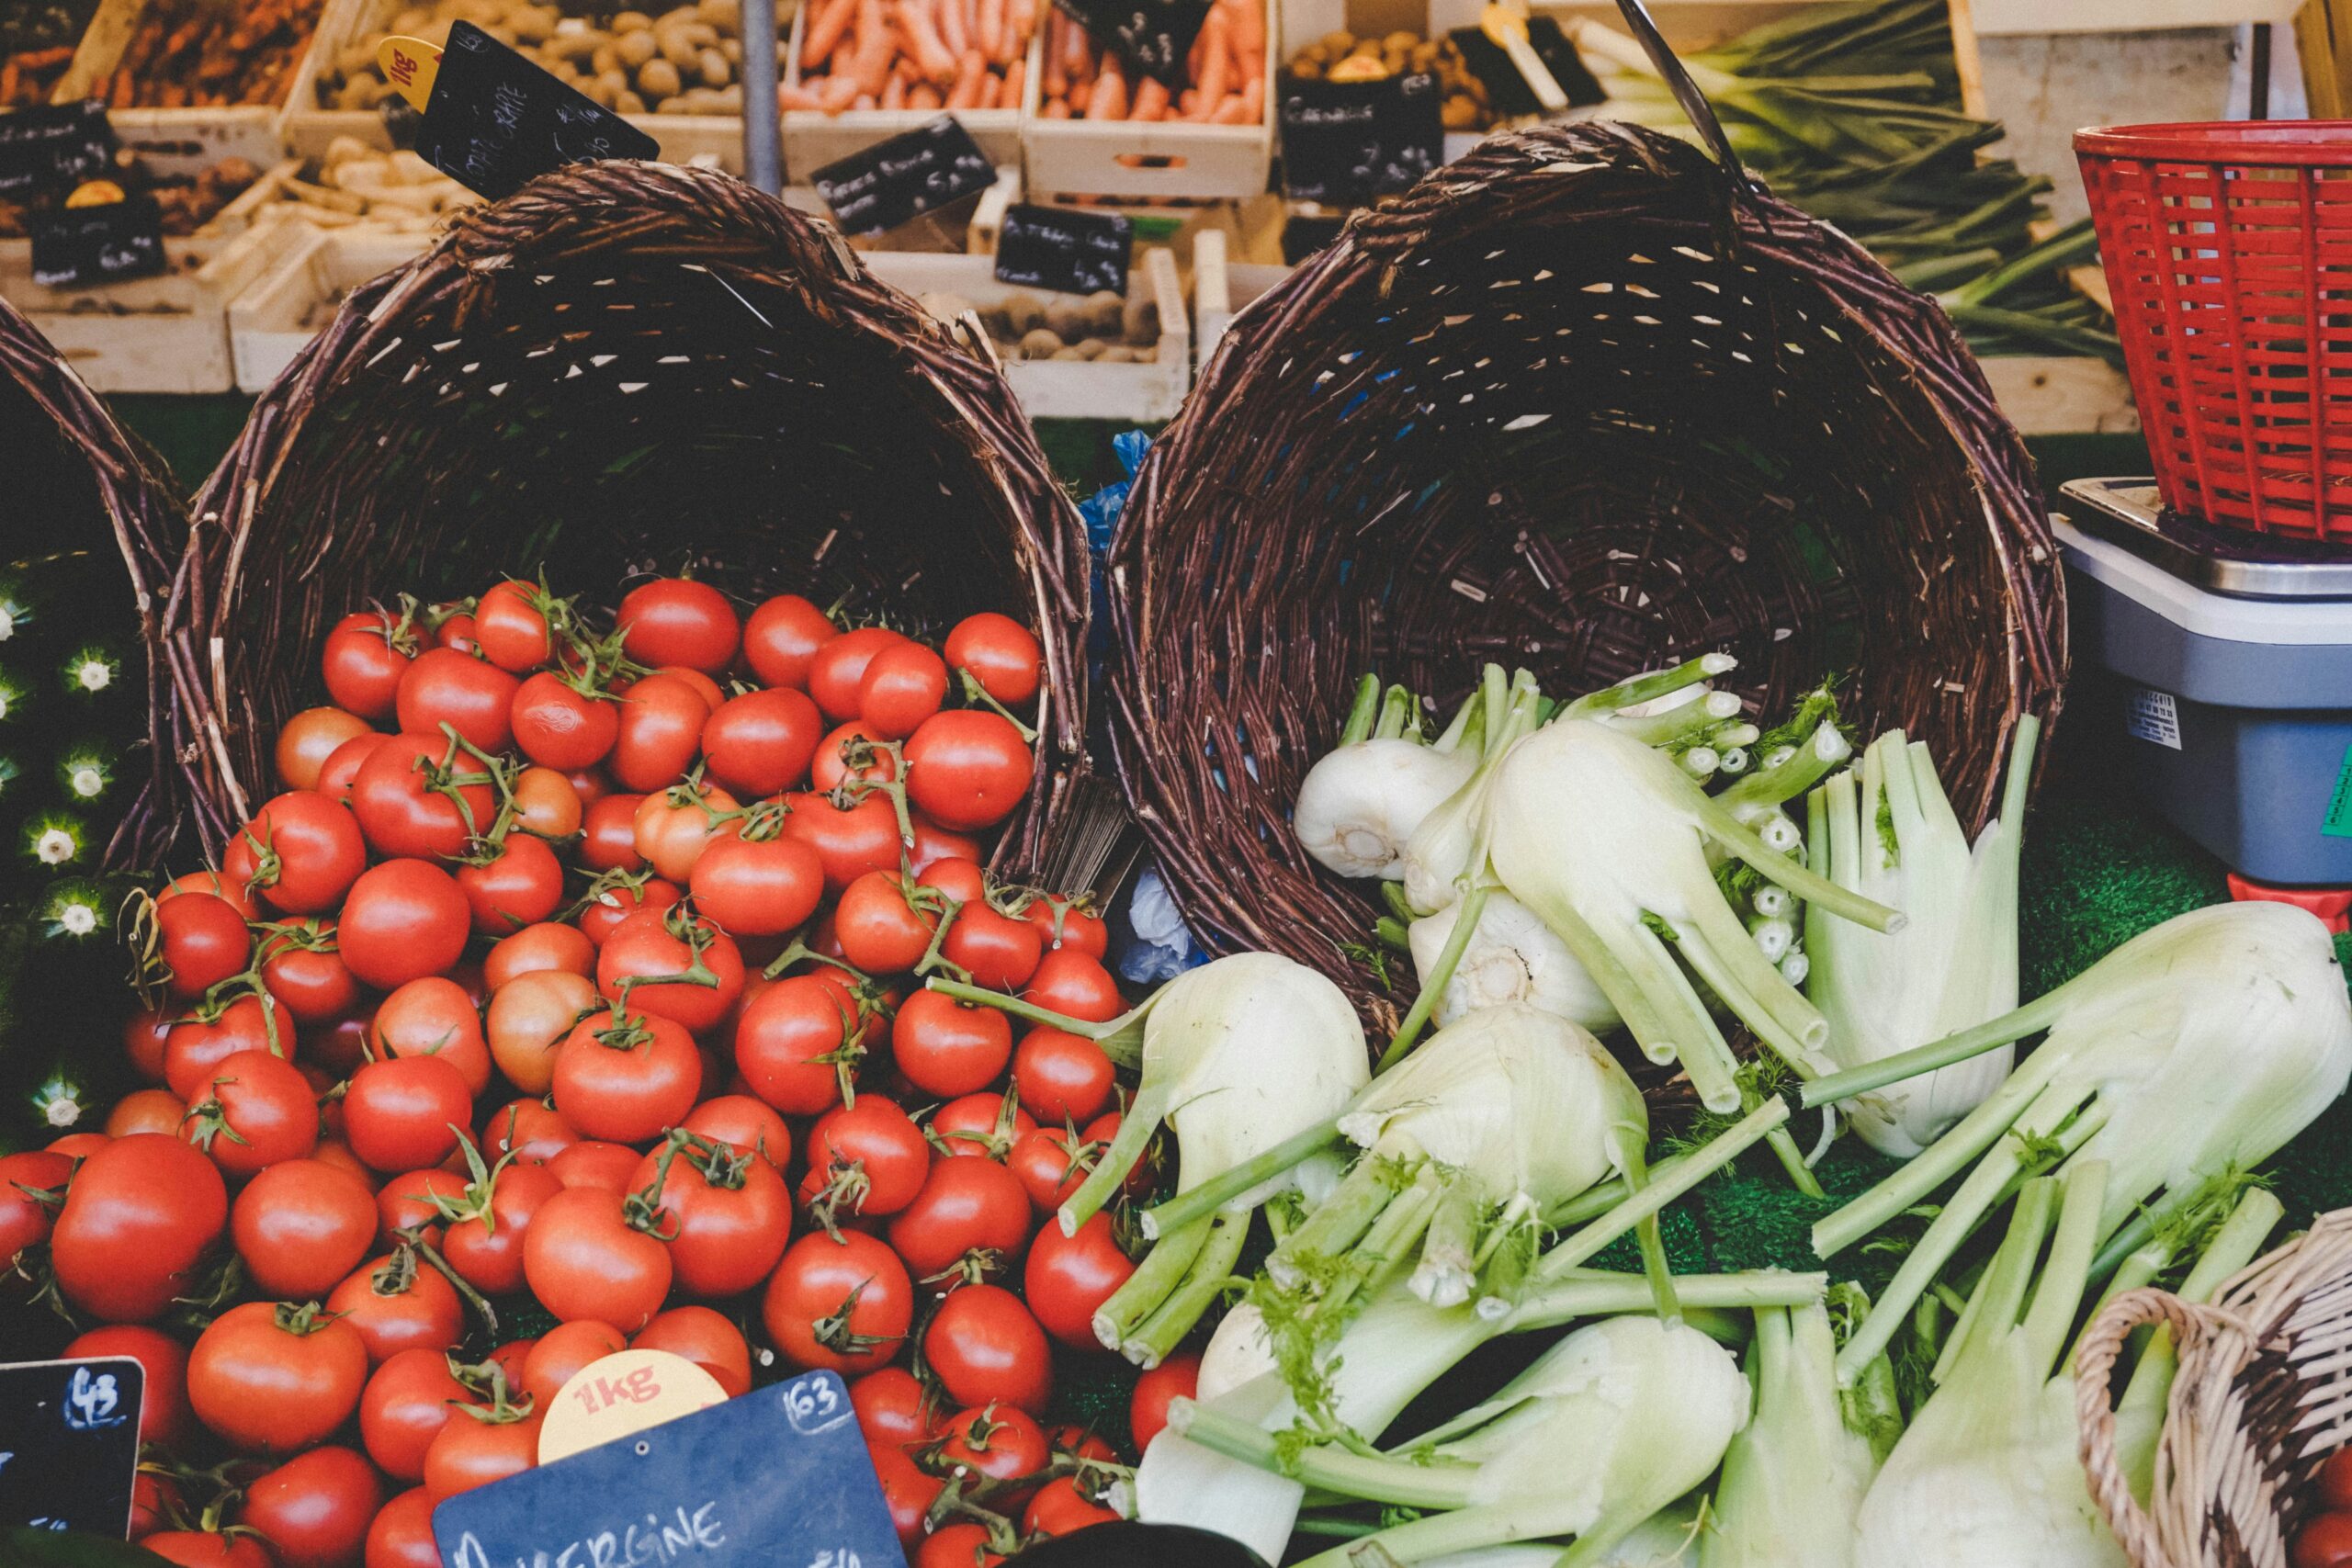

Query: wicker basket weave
[
  {"left": 0, "top": 295, "right": 185, "bottom": 871},
  {"left": 169, "top": 160, "right": 1089, "bottom": 874},
  {"left": 2077, "top": 1208, "right": 2352, "bottom": 1568},
  {"left": 1107, "top": 116, "right": 2064, "bottom": 1032}
]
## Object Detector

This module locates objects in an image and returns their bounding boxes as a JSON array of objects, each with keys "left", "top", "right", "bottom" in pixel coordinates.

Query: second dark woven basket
[
  {"left": 1109, "top": 122, "right": 2064, "bottom": 1029},
  {"left": 174, "top": 161, "right": 1088, "bottom": 874}
]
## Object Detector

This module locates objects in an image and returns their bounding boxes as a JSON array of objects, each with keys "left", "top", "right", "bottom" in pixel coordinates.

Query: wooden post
[
  {"left": 2297, "top": 0, "right": 2352, "bottom": 118},
  {"left": 1947, "top": 0, "right": 1989, "bottom": 118}
]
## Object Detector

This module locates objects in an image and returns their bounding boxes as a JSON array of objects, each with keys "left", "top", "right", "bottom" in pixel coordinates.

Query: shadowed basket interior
[
  {"left": 1109, "top": 123, "right": 2065, "bottom": 1032},
  {"left": 172, "top": 160, "right": 1089, "bottom": 873}
]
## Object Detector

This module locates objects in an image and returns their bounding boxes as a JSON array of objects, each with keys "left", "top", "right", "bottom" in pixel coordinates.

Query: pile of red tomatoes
[{"left": 0, "top": 576, "right": 1202, "bottom": 1568}]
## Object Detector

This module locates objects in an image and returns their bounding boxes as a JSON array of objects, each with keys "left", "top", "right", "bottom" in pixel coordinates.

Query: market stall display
[
  {"left": 90, "top": 0, "right": 330, "bottom": 108},
  {"left": 0, "top": 0, "right": 99, "bottom": 106},
  {"left": 1023, "top": 0, "right": 1273, "bottom": 198}
]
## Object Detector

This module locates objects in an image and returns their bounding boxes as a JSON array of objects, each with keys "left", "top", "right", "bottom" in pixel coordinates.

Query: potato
[
  {"left": 544, "top": 28, "right": 602, "bottom": 58},
  {"left": 1043, "top": 299, "right": 1088, "bottom": 342},
  {"left": 591, "top": 41, "right": 619, "bottom": 73},
  {"left": 696, "top": 0, "right": 741, "bottom": 27},
  {"left": 1073, "top": 337, "right": 1110, "bottom": 360},
  {"left": 390, "top": 7, "right": 434, "bottom": 31},
  {"left": 636, "top": 56, "right": 684, "bottom": 97},
  {"left": 1001, "top": 292, "right": 1046, "bottom": 335},
  {"left": 1018, "top": 328, "right": 1062, "bottom": 360},
  {"left": 337, "top": 41, "right": 376, "bottom": 77},
  {"left": 1096, "top": 344, "right": 1136, "bottom": 363},
  {"left": 509, "top": 6, "right": 557, "bottom": 41},
  {"left": 697, "top": 46, "right": 731, "bottom": 85},
  {"left": 1081, "top": 289, "right": 1124, "bottom": 338},
  {"left": 594, "top": 66, "right": 629, "bottom": 97},
  {"left": 1123, "top": 293, "right": 1157, "bottom": 345},
  {"left": 658, "top": 27, "right": 701, "bottom": 67},
  {"left": 712, "top": 82, "right": 742, "bottom": 107},
  {"left": 720, "top": 37, "right": 741, "bottom": 62},
  {"left": 616, "top": 88, "right": 648, "bottom": 112},
  {"left": 616, "top": 28, "right": 659, "bottom": 65},
  {"left": 613, "top": 10, "right": 655, "bottom": 29},
  {"left": 1320, "top": 30, "right": 1355, "bottom": 53}
]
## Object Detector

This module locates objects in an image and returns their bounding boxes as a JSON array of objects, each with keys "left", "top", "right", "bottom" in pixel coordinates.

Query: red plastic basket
[{"left": 2078, "top": 121, "right": 2352, "bottom": 541}]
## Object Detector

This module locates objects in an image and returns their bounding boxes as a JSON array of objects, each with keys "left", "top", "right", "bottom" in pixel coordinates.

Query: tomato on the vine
[
  {"left": 396, "top": 646, "right": 518, "bottom": 754},
  {"left": 370, "top": 976, "right": 492, "bottom": 1096},
  {"left": 511, "top": 763, "right": 586, "bottom": 838},
  {"left": 521, "top": 1320, "right": 628, "bottom": 1406},
  {"left": 810, "top": 720, "right": 900, "bottom": 794},
  {"left": 367, "top": 1487, "right": 444, "bottom": 1568},
  {"left": 1011, "top": 1027, "right": 1114, "bottom": 1123},
  {"left": 322, "top": 610, "right": 417, "bottom": 721},
  {"left": 552, "top": 1008, "right": 704, "bottom": 1144},
  {"left": 595, "top": 906, "right": 744, "bottom": 1033},
  {"left": 611, "top": 672, "right": 715, "bottom": 792},
  {"left": 1008, "top": 1125, "right": 1092, "bottom": 1216},
  {"left": 930, "top": 1090, "right": 1036, "bottom": 1160},
  {"left": 907, "top": 812, "right": 983, "bottom": 875},
  {"left": 475, "top": 580, "right": 557, "bottom": 672},
  {"left": 833, "top": 870, "right": 937, "bottom": 973},
  {"left": 923, "top": 1283, "right": 1052, "bottom": 1415},
  {"left": 349, "top": 734, "right": 495, "bottom": 862},
  {"left": 849, "top": 1366, "right": 938, "bottom": 1450},
  {"left": 629, "top": 1135, "right": 793, "bottom": 1298},
  {"left": 1024, "top": 1476, "right": 1121, "bottom": 1540},
  {"left": 63, "top": 1324, "right": 190, "bottom": 1446},
  {"left": 155, "top": 890, "right": 252, "bottom": 1000},
  {"left": 1023, "top": 949, "right": 1124, "bottom": 1023},
  {"left": 342, "top": 1054, "right": 470, "bottom": 1173},
  {"left": 376, "top": 1167, "right": 464, "bottom": 1247},
  {"left": 808, "top": 626, "right": 909, "bottom": 722},
  {"left": 742, "top": 593, "right": 837, "bottom": 689},
  {"left": 522, "top": 1185, "right": 673, "bottom": 1328},
  {"left": 189, "top": 1300, "right": 369, "bottom": 1450},
  {"left": 238, "top": 1443, "right": 383, "bottom": 1568},
  {"left": 226, "top": 791, "right": 368, "bottom": 916},
  {"left": 142, "top": 1531, "right": 273, "bottom": 1568},
  {"left": 944, "top": 612, "right": 1043, "bottom": 708},
  {"left": 887, "top": 1154, "right": 1030, "bottom": 1283},
  {"left": 483, "top": 1096, "right": 578, "bottom": 1166},
  {"left": 163, "top": 994, "right": 285, "bottom": 1104},
  {"left": 547, "top": 1139, "right": 641, "bottom": 1193},
  {"left": 318, "top": 730, "right": 392, "bottom": 807},
  {"left": 867, "top": 1441, "right": 943, "bottom": 1551},
  {"left": 182, "top": 1048, "right": 320, "bottom": 1176},
  {"left": 904, "top": 710, "right": 1033, "bottom": 831},
  {"left": 338, "top": 858, "right": 470, "bottom": 991},
  {"left": 259, "top": 921, "right": 360, "bottom": 1023},
  {"left": 799, "top": 1096, "right": 930, "bottom": 1220},
  {"left": 423, "top": 1403, "right": 544, "bottom": 1499},
  {"left": 858, "top": 642, "right": 948, "bottom": 739},
  {"left": 702, "top": 686, "right": 823, "bottom": 796},
  {"left": 690, "top": 831, "right": 826, "bottom": 939},
  {"left": 893, "top": 990, "right": 1012, "bottom": 1098},
  {"left": 633, "top": 1305, "right": 752, "bottom": 1397},
  {"left": 277, "top": 706, "right": 374, "bottom": 792},
  {"left": 763, "top": 1229, "right": 912, "bottom": 1375},
  {"left": 485, "top": 921, "right": 596, "bottom": 987},
  {"left": 442, "top": 1161, "right": 564, "bottom": 1295},
  {"left": 457, "top": 833, "right": 567, "bottom": 937},
  {"left": 51, "top": 1134, "right": 228, "bottom": 1323},
  {"left": 105, "top": 1088, "right": 185, "bottom": 1138},
  {"left": 735, "top": 973, "right": 866, "bottom": 1116},
  {"left": 778, "top": 790, "right": 903, "bottom": 897},
  {"left": 680, "top": 1094, "right": 793, "bottom": 1170},
  {"left": 327, "top": 1250, "right": 466, "bottom": 1363},
  {"left": 232, "top": 1157, "right": 378, "bottom": 1300},
  {"left": 937, "top": 1403, "right": 1050, "bottom": 1501},
  {"left": 575, "top": 871, "right": 679, "bottom": 945},
  {"left": 633, "top": 782, "right": 741, "bottom": 883},
  {"left": 1023, "top": 897, "right": 1110, "bottom": 960}
]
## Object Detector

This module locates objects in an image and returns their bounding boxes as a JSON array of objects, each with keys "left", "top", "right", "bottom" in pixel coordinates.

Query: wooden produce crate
[
  {"left": 1023, "top": 0, "right": 1272, "bottom": 199},
  {"left": 226, "top": 224, "right": 429, "bottom": 393},
  {"left": 1188, "top": 226, "right": 1284, "bottom": 358},
  {"left": 51, "top": 0, "right": 336, "bottom": 170},
  {"left": 866, "top": 243, "right": 1190, "bottom": 419},
  {"left": 781, "top": 6, "right": 1035, "bottom": 175}
]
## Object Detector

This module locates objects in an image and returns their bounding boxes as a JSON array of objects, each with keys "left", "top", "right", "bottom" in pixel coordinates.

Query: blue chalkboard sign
[
  {"left": 432, "top": 1371, "right": 905, "bottom": 1568},
  {"left": 0, "top": 1358, "right": 146, "bottom": 1537}
]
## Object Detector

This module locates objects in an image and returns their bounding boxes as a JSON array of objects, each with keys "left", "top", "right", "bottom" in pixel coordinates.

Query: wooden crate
[
  {"left": 226, "top": 225, "right": 431, "bottom": 393},
  {"left": 1188, "top": 225, "right": 1285, "bottom": 357},
  {"left": 865, "top": 244, "right": 1190, "bottom": 419},
  {"left": 781, "top": 7, "right": 1035, "bottom": 176},
  {"left": 1023, "top": 0, "right": 1272, "bottom": 199},
  {"left": 50, "top": 0, "right": 338, "bottom": 169}
]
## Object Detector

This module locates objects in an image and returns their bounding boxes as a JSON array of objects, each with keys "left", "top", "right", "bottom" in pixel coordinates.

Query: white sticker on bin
[{"left": 2126, "top": 687, "right": 2183, "bottom": 751}]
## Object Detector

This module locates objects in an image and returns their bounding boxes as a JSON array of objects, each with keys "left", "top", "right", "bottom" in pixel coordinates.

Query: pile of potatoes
[
  {"left": 917, "top": 288, "right": 1159, "bottom": 362},
  {"left": 325, "top": 0, "right": 789, "bottom": 116},
  {"left": 1285, "top": 28, "right": 1489, "bottom": 130}
]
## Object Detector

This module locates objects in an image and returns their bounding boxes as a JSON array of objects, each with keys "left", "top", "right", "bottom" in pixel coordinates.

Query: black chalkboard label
[
  {"left": 813, "top": 116, "right": 993, "bottom": 238},
  {"left": 0, "top": 103, "right": 115, "bottom": 200},
  {"left": 0, "top": 1358, "right": 145, "bottom": 1536},
  {"left": 1052, "top": 0, "right": 1212, "bottom": 84},
  {"left": 1279, "top": 72, "right": 1443, "bottom": 206},
  {"left": 996, "top": 204, "right": 1133, "bottom": 297},
  {"left": 417, "top": 20, "right": 658, "bottom": 200},
  {"left": 433, "top": 1371, "right": 899, "bottom": 1568},
  {"left": 29, "top": 197, "right": 164, "bottom": 288}
]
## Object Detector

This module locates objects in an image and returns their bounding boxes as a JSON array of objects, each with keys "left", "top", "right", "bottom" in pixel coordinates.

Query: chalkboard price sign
[
  {"left": 0, "top": 1358, "right": 146, "bottom": 1537},
  {"left": 813, "top": 116, "right": 994, "bottom": 238},
  {"left": 995, "top": 204, "right": 1133, "bottom": 297},
  {"left": 29, "top": 197, "right": 165, "bottom": 288},
  {"left": 0, "top": 103, "right": 115, "bottom": 200},
  {"left": 417, "top": 20, "right": 659, "bottom": 200},
  {"left": 432, "top": 1371, "right": 902, "bottom": 1568},
  {"left": 1051, "top": 0, "right": 1211, "bottom": 84},
  {"left": 1278, "top": 72, "right": 1442, "bottom": 207}
]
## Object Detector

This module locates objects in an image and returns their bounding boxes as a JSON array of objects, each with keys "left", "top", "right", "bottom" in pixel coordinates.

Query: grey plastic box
[{"left": 2057, "top": 480, "right": 2352, "bottom": 886}]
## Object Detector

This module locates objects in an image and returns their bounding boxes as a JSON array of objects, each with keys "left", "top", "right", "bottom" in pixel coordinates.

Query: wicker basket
[
  {"left": 1106, "top": 109, "right": 2064, "bottom": 1031},
  {"left": 172, "top": 160, "right": 1089, "bottom": 874},
  {"left": 2077, "top": 1209, "right": 2352, "bottom": 1568},
  {"left": 0, "top": 295, "right": 187, "bottom": 872}
]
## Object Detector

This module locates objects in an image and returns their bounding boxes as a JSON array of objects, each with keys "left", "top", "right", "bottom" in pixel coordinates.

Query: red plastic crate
[{"left": 2078, "top": 121, "right": 2352, "bottom": 541}]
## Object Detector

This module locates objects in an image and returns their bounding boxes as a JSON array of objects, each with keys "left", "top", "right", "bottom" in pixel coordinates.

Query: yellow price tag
[
  {"left": 62, "top": 179, "right": 127, "bottom": 208},
  {"left": 378, "top": 35, "right": 444, "bottom": 111},
  {"left": 537, "top": 1349, "right": 729, "bottom": 1466}
]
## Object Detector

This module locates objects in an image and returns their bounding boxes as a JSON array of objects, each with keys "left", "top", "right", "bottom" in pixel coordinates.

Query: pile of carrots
[
  {"left": 1040, "top": 0, "right": 1262, "bottom": 125},
  {"left": 785, "top": 0, "right": 1035, "bottom": 114}
]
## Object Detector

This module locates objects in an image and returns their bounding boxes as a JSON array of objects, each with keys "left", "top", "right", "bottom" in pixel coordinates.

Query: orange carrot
[
  {"left": 1189, "top": 5, "right": 1227, "bottom": 117},
  {"left": 976, "top": 0, "right": 1005, "bottom": 63},
  {"left": 1043, "top": 96, "right": 1069, "bottom": 117},
  {"left": 1210, "top": 89, "right": 1250, "bottom": 121},
  {"left": 1178, "top": 85, "right": 1199, "bottom": 115},
  {"left": 912, "top": 82, "right": 945, "bottom": 107},
  {"left": 1238, "top": 74, "right": 1261, "bottom": 119},
  {"left": 1061, "top": 13, "right": 1089, "bottom": 72},
  {"left": 882, "top": 72, "right": 908, "bottom": 106},
  {"left": 780, "top": 81, "right": 826, "bottom": 108},
  {"left": 820, "top": 71, "right": 863, "bottom": 108},
  {"left": 946, "top": 48, "right": 986, "bottom": 105},
  {"left": 1086, "top": 58, "right": 1127, "bottom": 118},
  {"left": 851, "top": 0, "right": 894, "bottom": 95},
  {"left": 939, "top": 0, "right": 967, "bottom": 55},
  {"left": 976, "top": 69, "right": 1001, "bottom": 107},
  {"left": 1224, "top": 0, "right": 1262, "bottom": 56},
  {"left": 1001, "top": 57, "right": 1026, "bottom": 105},
  {"left": 803, "top": 0, "right": 857, "bottom": 70},
  {"left": 1132, "top": 74, "right": 1170, "bottom": 119},
  {"left": 1008, "top": 0, "right": 1038, "bottom": 55},
  {"left": 900, "top": 0, "right": 958, "bottom": 83}
]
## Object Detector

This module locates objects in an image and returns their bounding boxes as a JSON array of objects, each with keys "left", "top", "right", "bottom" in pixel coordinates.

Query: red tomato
[
  {"left": 51, "top": 1134, "right": 227, "bottom": 1323},
  {"left": 485, "top": 921, "right": 597, "bottom": 987},
  {"left": 633, "top": 1306, "right": 752, "bottom": 1397},
  {"left": 938, "top": 1403, "right": 1050, "bottom": 1500},
  {"left": 436, "top": 612, "right": 480, "bottom": 653},
  {"left": 1081, "top": 1110, "right": 1157, "bottom": 1199},
  {"left": 742, "top": 593, "right": 838, "bottom": 689},
  {"left": 0, "top": 1148, "right": 68, "bottom": 1281},
  {"left": 361, "top": 1348, "right": 486, "bottom": 1482},
  {"left": 370, "top": 976, "right": 492, "bottom": 1097},
  {"left": 691, "top": 831, "right": 826, "bottom": 939},
  {"left": 343, "top": 1055, "right": 471, "bottom": 1173},
  {"left": 318, "top": 731, "right": 393, "bottom": 807},
  {"left": 907, "top": 812, "right": 983, "bottom": 875},
  {"left": 893, "top": 990, "right": 1013, "bottom": 1098},
  {"left": 328, "top": 1251, "right": 465, "bottom": 1364},
  {"left": 1012, "top": 1027, "right": 1114, "bottom": 1123},
  {"left": 576, "top": 871, "right": 680, "bottom": 945},
  {"left": 423, "top": 1405, "right": 544, "bottom": 1499},
  {"left": 164, "top": 869, "right": 260, "bottom": 919},
  {"left": 483, "top": 1096, "right": 579, "bottom": 1166},
  {"left": 182, "top": 1048, "right": 320, "bottom": 1175},
  {"left": 47, "top": 1132, "right": 110, "bottom": 1158},
  {"left": 868, "top": 1440, "right": 943, "bottom": 1551},
  {"left": 64, "top": 1323, "right": 189, "bottom": 1446},
  {"left": 443, "top": 1162, "right": 564, "bottom": 1295},
  {"left": 595, "top": 907, "right": 744, "bottom": 1033},
  {"left": 923, "top": 1284, "right": 1052, "bottom": 1414},
  {"left": 2324, "top": 1451, "right": 2352, "bottom": 1511},
  {"left": 850, "top": 1366, "right": 938, "bottom": 1450},
  {"left": 905, "top": 710, "right": 1033, "bottom": 831},
  {"left": 703, "top": 687, "right": 824, "bottom": 796},
  {"left": 123, "top": 1007, "right": 174, "bottom": 1083},
  {"left": 105, "top": 1088, "right": 187, "bottom": 1139},
  {"left": 547, "top": 1140, "right": 642, "bottom": 1192},
  {"left": 366, "top": 1487, "right": 442, "bottom": 1568},
  {"left": 476, "top": 580, "right": 557, "bottom": 672},
  {"left": 339, "top": 859, "right": 470, "bottom": 991},
  {"left": 163, "top": 994, "right": 287, "bottom": 1104},
  {"left": 763, "top": 1230, "right": 913, "bottom": 1374},
  {"left": 735, "top": 973, "right": 865, "bottom": 1115},
  {"left": 2295, "top": 1513, "right": 2352, "bottom": 1568},
  {"left": 552, "top": 1008, "right": 704, "bottom": 1144},
  {"left": 1024, "top": 1476, "right": 1121, "bottom": 1540},
  {"left": 511, "top": 764, "right": 585, "bottom": 839},
  {"left": 778, "top": 790, "right": 903, "bottom": 897},
  {"left": 581, "top": 793, "right": 649, "bottom": 873},
  {"left": 1049, "top": 1425, "right": 1117, "bottom": 1465},
  {"left": 617, "top": 578, "right": 740, "bottom": 674},
  {"left": 1023, "top": 897, "right": 1110, "bottom": 959},
  {"left": 631, "top": 783, "right": 741, "bottom": 884},
  {"left": 680, "top": 1095, "right": 792, "bottom": 1170},
  {"left": 377, "top": 1167, "right": 465, "bottom": 1247},
  {"left": 1024, "top": 1213, "right": 1135, "bottom": 1348},
  {"left": 278, "top": 706, "right": 375, "bottom": 792},
  {"left": 810, "top": 720, "right": 900, "bottom": 793},
  {"left": 395, "top": 647, "right": 518, "bottom": 754},
  {"left": 629, "top": 1137, "right": 792, "bottom": 1298},
  {"left": 523, "top": 1185, "right": 673, "bottom": 1329},
  {"left": 808, "top": 626, "right": 910, "bottom": 722},
  {"left": 940, "top": 903, "right": 1043, "bottom": 992},
  {"left": 858, "top": 642, "right": 949, "bottom": 740},
  {"left": 457, "top": 833, "right": 566, "bottom": 937},
  {"left": 323, "top": 610, "right": 418, "bottom": 721},
  {"left": 917, "top": 1523, "right": 1004, "bottom": 1568},
  {"left": 239, "top": 1444, "right": 382, "bottom": 1568},
  {"left": 521, "top": 1319, "right": 628, "bottom": 1407},
  {"left": 944, "top": 613, "right": 1043, "bottom": 708},
  {"left": 144, "top": 1531, "right": 273, "bottom": 1568},
  {"left": 350, "top": 733, "right": 496, "bottom": 862},
  {"left": 888, "top": 1156, "right": 1030, "bottom": 1283},
  {"left": 800, "top": 1096, "right": 930, "bottom": 1220},
  {"left": 1008, "top": 1126, "right": 1091, "bottom": 1215},
  {"left": 611, "top": 673, "right": 715, "bottom": 792},
  {"left": 156, "top": 890, "right": 251, "bottom": 1000},
  {"left": 930, "top": 1091, "right": 1036, "bottom": 1161},
  {"left": 232, "top": 1157, "right": 378, "bottom": 1299},
  {"left": 260, "top": 921, "right": 361, "bottom": 1023},
  {"left": 227, "top": 791, "right": 368, "bottom": 916},
  {"left": 834, "top": 871, "right": 938, "bottom": 972},
  {"left": 488, "top": 969, "right": 598, "bottom": 1095},
  {"left": 1023, "top": 949, "right": 1124, "bottom": 1023},
  {"left": 190, "top": 1300, "right": 368, "bottom": 1450}
]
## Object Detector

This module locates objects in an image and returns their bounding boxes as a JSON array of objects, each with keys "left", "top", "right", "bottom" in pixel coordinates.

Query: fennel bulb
[
  {"left": 1408, "top": 894, "right": 1621, "bottom": 1033},
  {"left": 1814, "top": 899, "right": 2352, "bottom": 1381},
  {"left": 1297, "top": 676, "right": 1484, "bottom": 881},
  {"left": 1700, "top": 1301, "right": 1885, "bottom": 1568},
  {"left": 1486, "top": 717, "right": 1901, "bottom": 1112},
  {"left": 1806, "top": 719, "right": 2037, "bottom": 1158},
  {"left": 1852, "top": 1164, "right": 2122, "bottom": 1568}
]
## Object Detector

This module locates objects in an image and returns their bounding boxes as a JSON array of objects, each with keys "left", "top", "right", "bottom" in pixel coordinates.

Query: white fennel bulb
[
  {"left": 1297, "top": 737, "right": 1480, "bottom": 880},
  {"left": 1408, "top": 894, "right": 1621, "bottom": 1033},
  {"left": 1700, "top": 1302, "right": 1884, "bottom": 1568},
  {"left": 1197, "top": 1302, "right": 1277, "bottom": 1401}
]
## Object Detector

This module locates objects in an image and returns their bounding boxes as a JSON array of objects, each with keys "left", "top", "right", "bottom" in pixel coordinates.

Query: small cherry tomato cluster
[
  {"left": 2295, "top": 1450, "right": 2352, "bottom": 1568},
  {"left": 0, "top": 576, "right": 1172, "bottom": 1568}
]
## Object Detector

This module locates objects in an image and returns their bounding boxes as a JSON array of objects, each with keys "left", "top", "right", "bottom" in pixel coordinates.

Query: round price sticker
[{"left": 537, "top": 1349, "right": 729, "bottom": 1464}]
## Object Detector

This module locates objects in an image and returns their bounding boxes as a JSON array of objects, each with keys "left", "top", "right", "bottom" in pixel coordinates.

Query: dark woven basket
[
  {"left": 1108, "top": 111, "right": 2064, "bottom": 1030},
  {"left": 174, "top": 160, "right": 1089, "bottom": 873},
  {"left": 0, "top": 295, "right": 186, "bottom": 871}
]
